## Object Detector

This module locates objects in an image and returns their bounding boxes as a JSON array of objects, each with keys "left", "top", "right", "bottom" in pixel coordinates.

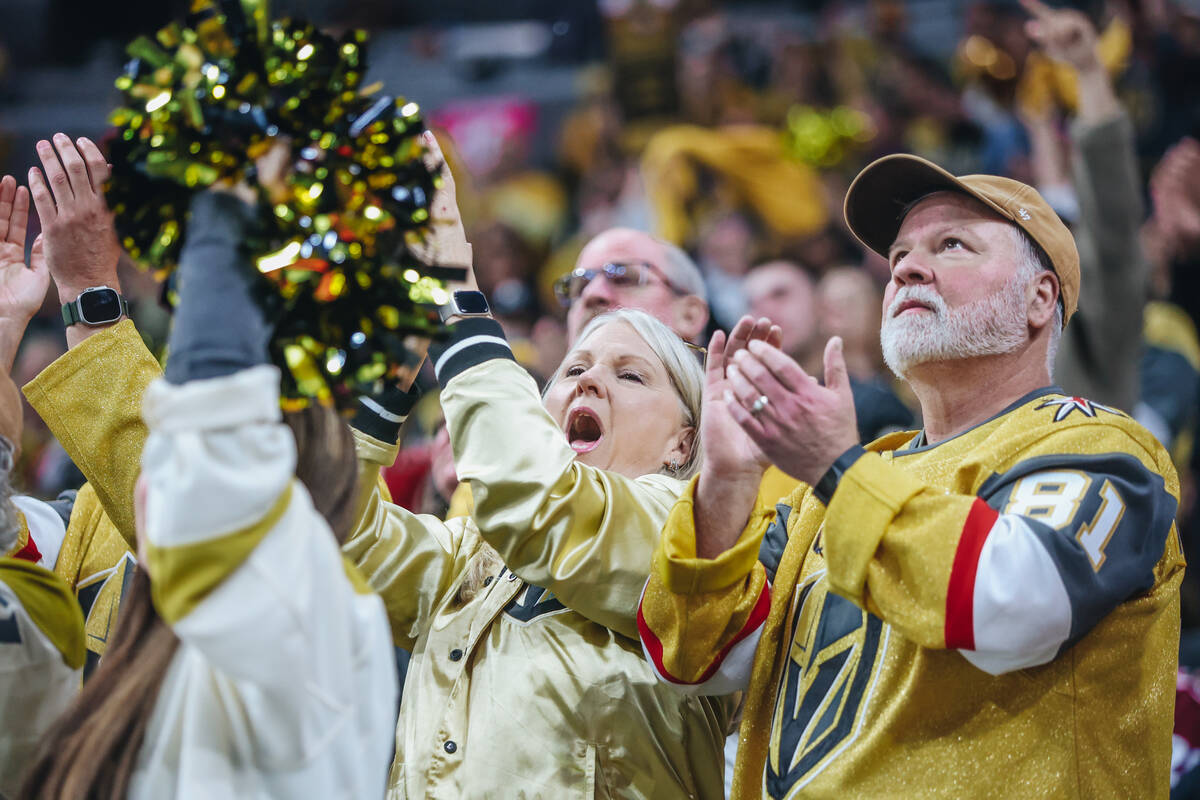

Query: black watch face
[
  {"left": 454, "top": 291, "right": 489, "bottom": 315},
  {"left": 79, "top": 289, "right": 122, "bottom": 324}
]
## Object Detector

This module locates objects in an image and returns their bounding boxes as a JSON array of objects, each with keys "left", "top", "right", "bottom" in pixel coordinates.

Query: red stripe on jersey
[
  {"left": 12, "top": 535, "right": 41, "bottom": 564},
  {"left": 944, "top": 498, "right": 1000, "bottom": 650},
  {"left": 637, "top": 581, "right": 771, "bottom": 685}
]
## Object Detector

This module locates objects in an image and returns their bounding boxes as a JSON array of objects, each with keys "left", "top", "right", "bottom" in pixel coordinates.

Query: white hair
[
  {"left": 545, "top": 308, "right": 705, "bottom": 479},
  {"left": 880, "top": 226, "right": 1063, "bottom": 379},
  {"left": 1013, "top": 227, "right": 1063, "bottom": 375}
]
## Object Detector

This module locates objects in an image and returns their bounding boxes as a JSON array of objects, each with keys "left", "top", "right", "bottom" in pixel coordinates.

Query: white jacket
[{"left": 132, "top": 365, "right": 397, "bottom": 800}]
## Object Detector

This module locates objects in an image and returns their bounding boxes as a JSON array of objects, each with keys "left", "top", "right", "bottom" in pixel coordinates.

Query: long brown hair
[{"left": 18, "top": 405, "right": 358, "bottom": 799}]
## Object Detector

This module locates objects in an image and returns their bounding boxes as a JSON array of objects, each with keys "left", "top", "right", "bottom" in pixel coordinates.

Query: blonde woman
[
  {"left": 347, "top": 305, "right": 743, "bottom": 798},
  {"left": 19, "top": 139, "right": 765, "bottom": 797}
]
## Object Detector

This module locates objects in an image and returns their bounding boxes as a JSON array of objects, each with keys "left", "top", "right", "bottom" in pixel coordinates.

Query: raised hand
[
  {"left": 689, "top": 316, "right": 783, "bottom": 559},
  {"left": 1150, "top": 137, "right": 1200, "bottom": 257},
  {"left": 1021, "top": 0, "right": 1100, "bottom": 73},
  {"left": 419, "top": 131, "right": 473, "bottom": 283},
  {"left": 0, "top": 175, "right": 51, "bottom": 369},
  {"left": 724, "top": 336, "right": 859, "bottom": 487},
  {"left": 28, "top": 133, "right": 121, "bottom": 306},
  {"left": 0, "top": 176, "right": 50, "bottom": 323}
]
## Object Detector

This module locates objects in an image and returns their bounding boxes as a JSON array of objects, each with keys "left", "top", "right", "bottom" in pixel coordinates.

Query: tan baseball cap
[{"left": 843, "top": 154, "right": 1080, "bottom": 324}]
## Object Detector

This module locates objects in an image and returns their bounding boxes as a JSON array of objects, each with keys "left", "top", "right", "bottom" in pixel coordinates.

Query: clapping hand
[
  {"left": 698, "top": 316, "right": 782, "bottom": 481},
  {"left": 723, "top": 331, "right": 859, "bottom": 487}
]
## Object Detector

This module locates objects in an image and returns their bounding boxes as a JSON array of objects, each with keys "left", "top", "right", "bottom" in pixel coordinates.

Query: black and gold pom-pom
[{"left": 105, "top": 0, "right": 463, "bottom": 408}]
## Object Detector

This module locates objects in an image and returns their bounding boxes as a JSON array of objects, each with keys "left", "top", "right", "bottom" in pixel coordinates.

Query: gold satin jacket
[
  {"left": 348, "top": 354, "right": 736, "bottom": 799},
  {"left": 24, "top": 321, "right": 736, "bottom": 799}
]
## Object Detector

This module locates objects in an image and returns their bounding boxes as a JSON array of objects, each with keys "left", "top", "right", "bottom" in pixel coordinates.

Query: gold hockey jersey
[{"left": 639, "top": 388, "right": 1184, "bottom": 799}]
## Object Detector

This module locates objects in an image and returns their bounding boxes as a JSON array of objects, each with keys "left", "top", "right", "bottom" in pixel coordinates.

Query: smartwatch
[
  {"left": 61, "top": 286, "right": 130, "bottom": 327},
  {"left": 437, "top": 290, "right": 491, "bottom": 323}
]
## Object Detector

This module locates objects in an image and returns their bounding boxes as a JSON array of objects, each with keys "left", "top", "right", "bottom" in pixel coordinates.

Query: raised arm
[
  {"left": 1021, "top": 0, "right": 1145, "bottom": 409},
  {"left": 432, "top": 319, "right": 684, "bottom": 641}
]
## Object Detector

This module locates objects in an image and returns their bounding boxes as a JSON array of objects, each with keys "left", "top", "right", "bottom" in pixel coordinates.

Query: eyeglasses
[{"left": 553, "top": 261, "right": 689, "bottom": 307}]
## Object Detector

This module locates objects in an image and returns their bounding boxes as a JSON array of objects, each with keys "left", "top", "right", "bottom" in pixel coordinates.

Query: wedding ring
[{"left": 750, "top": 395, "right": 769, "bottom": 415}]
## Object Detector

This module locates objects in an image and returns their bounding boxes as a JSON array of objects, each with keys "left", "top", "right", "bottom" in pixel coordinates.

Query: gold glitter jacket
[
  {"left": 21, "top": 323, "right": 151, "bottom": 676},
  {"left": 639, "top": 387, "right": 1184, "bottom": 799},
  {"left": 348, "top": 317, "right": 736, "bottom": 799}
]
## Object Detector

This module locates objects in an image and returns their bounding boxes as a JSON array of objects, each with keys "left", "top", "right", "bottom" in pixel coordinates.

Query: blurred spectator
[
  {"left": 557, "top": 227, "right": 709, "bottom": 343},
  {"left": 696, "top": 211, "right": 757, "bottom": 328},
  {"left": 816, "top": 265, "right": 884, "bottom": 381},
  {"left": 744, "top": 260, "right": 820, "bottom": 372}
]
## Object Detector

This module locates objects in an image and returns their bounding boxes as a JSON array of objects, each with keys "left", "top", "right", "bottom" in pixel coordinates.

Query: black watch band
[{"left": 61, "top": 286, "right": 130, "bottom": 327}]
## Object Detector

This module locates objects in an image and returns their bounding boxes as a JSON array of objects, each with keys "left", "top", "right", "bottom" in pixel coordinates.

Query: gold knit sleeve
[
  {"left": 637, "top": 478, "right": 773, "bottom": 689},
  {"left": 23, "top": 320, "right": 160, "bottom": 549}
]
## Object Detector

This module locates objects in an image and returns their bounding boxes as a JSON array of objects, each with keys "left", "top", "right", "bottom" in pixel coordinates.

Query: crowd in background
[{"left": 3, "top": 0, "right": 1200, "bottom": 773}]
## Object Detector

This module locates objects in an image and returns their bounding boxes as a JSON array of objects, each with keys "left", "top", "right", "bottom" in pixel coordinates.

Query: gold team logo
[{"left": 766, "top": 570, "right": 889, "bottom": 798}]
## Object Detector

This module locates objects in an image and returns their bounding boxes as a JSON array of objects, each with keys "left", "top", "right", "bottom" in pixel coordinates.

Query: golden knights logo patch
[
  {"left": 1035, "top": 396, "right": 1124, "bottom": 422},
  {"left": 766, "top": 572, "right": 889, "bottom": 798}
]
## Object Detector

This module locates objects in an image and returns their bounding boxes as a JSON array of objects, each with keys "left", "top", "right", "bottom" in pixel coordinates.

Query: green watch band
[{"left": 61, "top": 287, "right": 130, "bottom": 327}]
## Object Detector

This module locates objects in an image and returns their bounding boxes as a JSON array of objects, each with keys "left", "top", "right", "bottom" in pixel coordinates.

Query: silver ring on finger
[{"left": 750, "top": 394, "right": 769, "bottom": 415}]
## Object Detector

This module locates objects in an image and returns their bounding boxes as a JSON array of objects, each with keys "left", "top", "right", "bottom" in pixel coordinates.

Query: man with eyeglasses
[{"left": 554, "top": 228, "right": 710, "bottom": 344}]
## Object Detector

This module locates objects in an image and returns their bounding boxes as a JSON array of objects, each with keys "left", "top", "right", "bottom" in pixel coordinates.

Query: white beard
[{"left": 880, "top": 271, "right": 1030, "bottom": 378}]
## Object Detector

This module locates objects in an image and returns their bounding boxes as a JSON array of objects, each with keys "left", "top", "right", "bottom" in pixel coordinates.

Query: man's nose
[{"left": 579, "top": 274, "right": 618, "bottom": 308}]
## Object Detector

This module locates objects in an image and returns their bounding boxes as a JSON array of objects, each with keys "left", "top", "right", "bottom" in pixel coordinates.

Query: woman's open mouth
[{"left": 566, "top": 407, "right": 604, "bottom": 454}]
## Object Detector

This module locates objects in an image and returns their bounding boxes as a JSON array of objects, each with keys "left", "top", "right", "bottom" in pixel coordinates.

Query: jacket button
[
  {"left": 484, "top": 576, "right": 493, "bottom": 587},
  {"left": 444, "top": 740, "right": 457, "bottom": 754},
  {"left": 449, "top": 648, "right": 463, "bottom": 662}
]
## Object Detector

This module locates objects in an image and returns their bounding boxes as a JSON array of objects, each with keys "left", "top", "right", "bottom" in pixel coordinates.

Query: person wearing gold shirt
[
  {"left": 18, "top": 137, "right": 740, "bottom": 797},
  {"left": 637, "top": 153, "right": 1183, "bottom": 799}
]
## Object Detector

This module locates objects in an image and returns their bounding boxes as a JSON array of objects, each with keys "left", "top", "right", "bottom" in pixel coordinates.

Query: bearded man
[{"left": 636, "top": 154, "right": 1184, "bottom": 799}]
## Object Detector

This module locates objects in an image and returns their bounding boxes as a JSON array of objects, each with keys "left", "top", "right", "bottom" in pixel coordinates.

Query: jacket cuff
[
  {"left": 657, "top": 475, "right": 775, "bottom": 594},
  {"left": 430, "top": 316, "right": 513, "bottom": 387},
  {"left": 23, "top": 319, "right": 152, "bottom": 411},
  {"left": 811, "top": 444, "right": 868, "bottom": 505},
  {"left": 350, "top": 385, "right": 419, "bottom": 444}
]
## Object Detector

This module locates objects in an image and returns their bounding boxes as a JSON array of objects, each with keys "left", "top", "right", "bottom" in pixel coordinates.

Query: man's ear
[
  {"left": 1028, "top": 269, "right": 1059, "bottom": 331},
  {"left": 674, "top": 295, "right": 710, "bottom": 343}
]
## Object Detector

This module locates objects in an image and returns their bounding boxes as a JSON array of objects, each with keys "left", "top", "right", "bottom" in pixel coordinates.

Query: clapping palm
[
  {"left": 700, "top": 316, "right": 782, "bottom": 478},
  {"left": 0, "top": 175, "right": 50, "bottom": 324}
]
